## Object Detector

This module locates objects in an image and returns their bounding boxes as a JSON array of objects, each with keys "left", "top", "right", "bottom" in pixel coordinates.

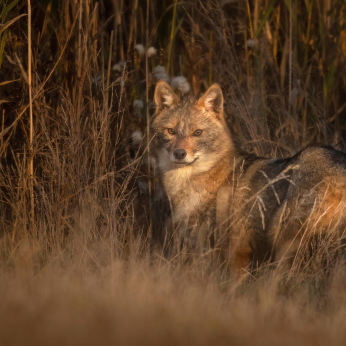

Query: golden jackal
[{"left": 151, "top": 80, "right": 346, "bottom": 273}]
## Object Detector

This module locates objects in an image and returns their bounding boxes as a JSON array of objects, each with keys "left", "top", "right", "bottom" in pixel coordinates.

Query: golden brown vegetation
[{"left": 1, "top": 0, "right": 346, "bottom": 344}]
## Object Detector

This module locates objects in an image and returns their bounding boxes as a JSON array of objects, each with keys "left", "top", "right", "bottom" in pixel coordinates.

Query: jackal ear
[
  {"left": 154, "top": 80, "right": 179, "bottom": 110},
  {"left": 197, "top": 84, "right": 224, "bottom": 117}
]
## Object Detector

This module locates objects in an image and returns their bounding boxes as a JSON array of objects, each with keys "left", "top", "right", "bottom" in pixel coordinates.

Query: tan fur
[{"left": 314, "top": 182, "right": 344, "bottom": 228}]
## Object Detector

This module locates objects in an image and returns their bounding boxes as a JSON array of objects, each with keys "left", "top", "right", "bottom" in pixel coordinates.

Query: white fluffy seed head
[
  {"left": 93, "top": 74, "right": 102, "bottom": 85},
  {"left": 246, "top": 38, "right": 258, "bottom": 48},
  {"left": 131, "top": 130, "right": 143, "bottom": 147},
  {"left": 154, "top": 65, "right": 170, "bottom": 83},
  {"left": 135, "top": 44, "right": 145, "bottom": 54},
  {"left": 147, "top": 47, "right": 157, "bottom": 57},
  {"left": 112, "top": 60, "right": 125, "bottom": 72},
  {"left": 133, "top": 99, "right": 144, "bottom": 109},
  {"left": 170, "top": 76, "right": 191, "bottom": 94}
]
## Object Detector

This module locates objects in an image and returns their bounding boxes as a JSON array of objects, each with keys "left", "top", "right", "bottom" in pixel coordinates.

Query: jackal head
[{"left": 151, "top": 80, "right": 233, "bottom": 174}]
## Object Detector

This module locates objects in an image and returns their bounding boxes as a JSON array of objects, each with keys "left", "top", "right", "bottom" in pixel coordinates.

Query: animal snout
[{"left": 173, "top": 149, "right": 187, "bottom": 160}]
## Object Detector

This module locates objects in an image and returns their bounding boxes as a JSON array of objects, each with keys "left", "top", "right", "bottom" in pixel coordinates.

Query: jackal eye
[
  {"left": 193, "top": 129, "right": 203, "bottom": 136},
  {"left": 167, "top": 128, "right": 175, "bottom": 135}
]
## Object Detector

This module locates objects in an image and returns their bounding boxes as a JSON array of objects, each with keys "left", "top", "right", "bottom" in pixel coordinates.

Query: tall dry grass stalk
[
  {"left": 27, "top": 0, "right": 34, "bottom": 233},
  {"left": 167, "top": 0, "right": 177, "bottom": 74},
  {"left": 145, "top": 0, "right": 152, "bottom": 238}
]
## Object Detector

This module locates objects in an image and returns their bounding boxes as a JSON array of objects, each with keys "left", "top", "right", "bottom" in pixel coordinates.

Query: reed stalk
[
  {"left": 27, "top": 0, "right": 34, "bottom": 233},
  {"left": 146, "top": 0, "right": 152, "bottom": 239},
  {"left": 167, "top": 0, "right": 177, "bottom": 74}
]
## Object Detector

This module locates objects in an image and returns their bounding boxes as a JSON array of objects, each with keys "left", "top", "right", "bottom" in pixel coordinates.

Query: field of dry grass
[{"left": 1, "top": 0, "right": 346, "bottom": 344}]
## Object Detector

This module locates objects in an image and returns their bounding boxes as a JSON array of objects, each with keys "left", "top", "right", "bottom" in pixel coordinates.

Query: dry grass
[
  {"left": 1, "top": 0, "right": 346, "bottom": 344},
  {"left": 2, "top": 234, "right": 346, "bottom": 345}
]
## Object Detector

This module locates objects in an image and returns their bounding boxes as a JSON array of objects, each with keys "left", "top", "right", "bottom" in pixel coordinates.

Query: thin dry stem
[{"left": 27, "top": 0, "right": 34, "bottom": 233}]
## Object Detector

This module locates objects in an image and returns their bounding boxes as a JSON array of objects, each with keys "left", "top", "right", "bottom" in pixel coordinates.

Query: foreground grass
[{"left": 0, "top": 232, "right": 346, "bottom": 345}]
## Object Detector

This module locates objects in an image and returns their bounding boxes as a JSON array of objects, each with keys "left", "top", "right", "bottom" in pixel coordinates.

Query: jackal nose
[{"left": 173, "top": 149, "right": 187, "bottom": 160}]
